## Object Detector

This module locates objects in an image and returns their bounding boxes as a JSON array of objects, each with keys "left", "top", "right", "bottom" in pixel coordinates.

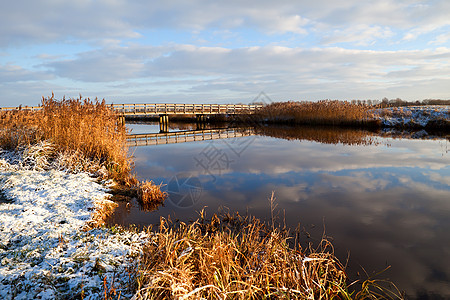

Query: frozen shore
[
  {"left": 372, "top": 105, "right": 449, "bottom": 128},
  {"left": 0, "top": 152, "right": 147, "bottom": 299}
]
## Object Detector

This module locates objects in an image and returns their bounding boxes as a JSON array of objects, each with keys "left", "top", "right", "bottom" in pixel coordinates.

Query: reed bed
[
  {"left": 134, "top": 210, "right": 402, "bottom": 299},
  {"left": 255, "top": 101, "right": 379, "bottom": 127},
  {"left": 0, "top": 94, "right": 166, "bottom": 207}
]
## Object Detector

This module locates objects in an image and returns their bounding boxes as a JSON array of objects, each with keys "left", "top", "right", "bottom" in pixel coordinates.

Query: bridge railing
[
  {"left": 127, "top": 127, "right": 255, "bottom": 146},
  {"left": 111, "top": 103, "right": 263, "bottom": 115},
  {"left": 0, "top": 103, "right": 264, "bottom": 115}
]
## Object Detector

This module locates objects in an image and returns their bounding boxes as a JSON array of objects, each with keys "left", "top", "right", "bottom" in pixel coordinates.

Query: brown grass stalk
[
  {"left": 0, "top": 94, "right": 166, "bottom": 217},
  {"left": 256, "top": 100, "right": 379, "bottom": 127},
  {"left": 137, "top": 180, "right": 168, "bottom": 210},
  {"left": 134, "top": 211, "right": 402, "bottom": 299}
]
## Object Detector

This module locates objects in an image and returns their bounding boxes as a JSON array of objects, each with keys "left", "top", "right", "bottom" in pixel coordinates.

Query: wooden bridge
[
  {"left": 0, "top": 103, "right": 262, "bottom": 115},
  {"left": 126, "top": 128, "right": 255, "bottom": 147},
  {"left": 111, "top": 103, "right": 263, "bottom": 116},
  {"left": 1, "top": 103, "right": 263, "bottom": 128}
]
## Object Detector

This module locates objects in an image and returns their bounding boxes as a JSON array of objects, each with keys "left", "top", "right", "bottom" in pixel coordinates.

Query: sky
[{"left": 1, "top": 0, "right": 450, "bottom": 106}]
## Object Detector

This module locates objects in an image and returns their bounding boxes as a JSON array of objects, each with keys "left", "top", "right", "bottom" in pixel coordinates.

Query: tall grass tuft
[
  {"left": 137, "top": 180, "right": 168, "bottom": 210},
  {"left": 134, "top": 210, "right": 402, "bottom": 299},
  {"left": 0, "top": 94, "right": 165, "bottom": 207},
  {"left": 256, "top": 100, "right": 380, "bottom": 127},
  {"left": 0, "top": 94, "right": 131, "bottom": 181}
]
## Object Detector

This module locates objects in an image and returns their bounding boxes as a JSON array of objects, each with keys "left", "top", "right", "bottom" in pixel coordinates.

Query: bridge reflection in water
[{"left": 126, "top": 128, "right": 255, "bottom": 146}]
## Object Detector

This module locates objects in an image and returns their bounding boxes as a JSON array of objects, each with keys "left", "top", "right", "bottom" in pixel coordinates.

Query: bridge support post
[
  {"left": 159, "top": 114, "right": 169, "bottom": 133},
  {"left": 196, "top": 114, "right": 207, "bottom": 123},
  {"left": 196, "top": 114, "right": 207, "bottom": 130}
]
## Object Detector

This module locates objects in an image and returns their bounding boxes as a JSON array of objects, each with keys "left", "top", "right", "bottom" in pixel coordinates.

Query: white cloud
[
  {"left": 1, "top": 0, "right": 449, "bottom": 48},
  {"left": 429, "top": 32, "right": 450, "bottom": 45},
  {"left": 322, "top": 25, "right": 395, "bottom": 46},
  {"left": 0, "top": 64, "right": 53, "bottom": 82},
  {"left": 1, "top": 44, "right": 449, "bottom": 106},
  {"left": 41, "top": 44, "right": 450, "bottom": 86},
  {"left": 1, "top": 1, "right": 450, "bottom": 105}
]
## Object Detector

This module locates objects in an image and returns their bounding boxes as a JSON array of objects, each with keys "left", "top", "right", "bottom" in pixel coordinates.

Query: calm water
[{"left": 109, "top": 122, "right": 450, "bottom": 299}]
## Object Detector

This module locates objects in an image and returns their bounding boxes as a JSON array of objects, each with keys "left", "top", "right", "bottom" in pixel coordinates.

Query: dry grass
[
  {"left": 0, "top": 94, "right": 166, "bottom": 210},
  {"left": 256, "top": 101, "right": 379, "bottom": 127},
  {"left": 137, "top": 180, "right": 168, "bottom": 210},
  {"left": 84, "top": 199, "right": 119, "bottom": 230},
  {"left": 134, "top": 209, "right": 402, "bottom": 299},
  {"left": 0, "top": 94, "right": 131, "bottom": 182}
]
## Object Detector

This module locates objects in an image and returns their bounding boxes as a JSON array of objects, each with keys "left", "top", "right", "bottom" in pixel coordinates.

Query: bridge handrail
[
  {"left": 0, "top": 103, "right": 263, "bottom": 114},
  {"left": 111, "top": 103, "right": 263, "bottom": 115}
]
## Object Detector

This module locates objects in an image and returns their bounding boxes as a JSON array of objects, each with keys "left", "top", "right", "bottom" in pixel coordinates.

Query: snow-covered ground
[
  {"left": 0, "top": 151, "right": 148, "bottom": 299},
  {"left": 372, "top": 106, "right": 449, "bottom": 127}
]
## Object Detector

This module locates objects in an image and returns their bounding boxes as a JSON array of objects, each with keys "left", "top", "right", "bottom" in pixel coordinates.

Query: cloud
[
  {"left": 429, "top": 32, "right": 450, "bottom": 45},
  {"left": 2, "top": 44, "right": 449, "bottom": 106},
  {"left": 1, "top": 1, "right": 450, "bottom": 105},
  {"left": 42, "top": 44, "right": 450, "bottom": 81},
  {"left": 0, "top": 1, "right": 139, "bottom": 47},
  {"left": 39, "top": 45, "right": 450, "bottom": 100},
  {"left": 321, "top": 25, "right": 394, "bottom": 46},
  {"left": 2, "top": 0, "right": 449, "bottom": 48},
  {"left": 0, "top": 64, "right": 53, "bottom": 82}
]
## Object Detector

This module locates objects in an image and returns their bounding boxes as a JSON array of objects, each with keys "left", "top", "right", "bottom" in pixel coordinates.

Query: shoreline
[
  {"left": 125, "top": 105, "right": 450, "bottom": 131},
  {"left": 0, "top": 151, "right": 148, "bottom": 299}
]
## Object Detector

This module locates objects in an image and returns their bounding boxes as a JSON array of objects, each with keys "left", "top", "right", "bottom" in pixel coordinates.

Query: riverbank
[
  {"left": 0, "top": 96, "right": 164, "bottom": 299},
  {"left": 371, "top": 105, "right": 450, "bottom": 129},
  {"left": 252, "top": 101, "right": 449, "bottom": 130},
  {"left": 0, "top": 151, "right": 150, "bottom": 299}
]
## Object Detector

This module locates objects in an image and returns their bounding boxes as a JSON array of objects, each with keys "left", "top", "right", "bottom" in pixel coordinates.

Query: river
[{"left": 107, "top": 121, "right": 450, "bottom": 299}]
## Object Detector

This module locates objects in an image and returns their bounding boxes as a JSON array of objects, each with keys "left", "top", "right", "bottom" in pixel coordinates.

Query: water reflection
[
  {"left": 255, "top": 125, "right": 380, "bottom": 145},
  {"left": 108, "top": 124, "right": 450, "bottom": 298},
  {"left": 127, "top": 128, "right": 255, "bottom": 146}
]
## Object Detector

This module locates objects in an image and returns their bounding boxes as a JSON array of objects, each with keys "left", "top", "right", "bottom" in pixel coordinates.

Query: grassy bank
[
  {"left": 0, "top": 95, "right": 166, "bottom": 212},
  {"left": 0, "top": 95, "right": 130, "bottom": 181},
  {"left": 253, "top": 101, "right": 379, "bottom": 127},
  {"left": 249, "top": 101, "right": 449, "bottom": 130}
]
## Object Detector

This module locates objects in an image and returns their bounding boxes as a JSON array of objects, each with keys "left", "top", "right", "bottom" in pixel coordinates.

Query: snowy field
[
  {"left": 0, "top": 152, "right": 148, "bottom": 299},
  {"left": 372, "top": 105, "right": 449, "bottom": 127}
]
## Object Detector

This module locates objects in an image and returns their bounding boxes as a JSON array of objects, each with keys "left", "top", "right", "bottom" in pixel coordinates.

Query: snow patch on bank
[
  {"left": 372, "top": 106, "right": 449, "bottom": 127},
  {"left": 0, "top": 153, "right": 147, "bottom": 299}
]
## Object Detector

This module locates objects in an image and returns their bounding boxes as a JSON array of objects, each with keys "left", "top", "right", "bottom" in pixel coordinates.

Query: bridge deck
[
  {"left": 112, "top": 103, "right": 263, "bottom": 115},
  {"left": 126, "top": 128, "right": 255, "bottom": 146},
  {"left": 1, "top": 103, "right": 263, "bottom": 116}
]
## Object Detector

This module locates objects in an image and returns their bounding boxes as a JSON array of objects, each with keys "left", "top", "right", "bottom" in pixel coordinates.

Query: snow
[
  {"left": 372, "top": 106, "right": 449, "bottom": 127},
  {"left": 0, "top": 151, "right": 148, "bottom": 299}
]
